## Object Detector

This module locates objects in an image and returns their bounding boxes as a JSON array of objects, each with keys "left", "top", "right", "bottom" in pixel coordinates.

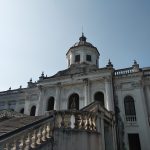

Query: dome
[{"left": 70, "top": 33, "right": 97, "bottom": 49}]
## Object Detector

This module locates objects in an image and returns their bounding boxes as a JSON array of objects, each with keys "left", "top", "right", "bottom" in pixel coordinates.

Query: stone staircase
[{"left": 0, "top": 110, "right": 97, "bottom": 150}]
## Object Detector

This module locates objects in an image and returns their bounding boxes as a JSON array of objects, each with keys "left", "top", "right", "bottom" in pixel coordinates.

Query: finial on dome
[
  {"left": 133, "top": 60, "right": 137, "bottom": 65},
  {"left": 79, "top": 32, "right": 86, "bottom": 42}
]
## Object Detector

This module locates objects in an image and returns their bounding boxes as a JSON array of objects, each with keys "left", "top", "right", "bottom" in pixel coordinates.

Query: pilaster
[
  {"left": 54, "top": 83, "right": 61, "bottom": 110},
  {"left": 83, "top": 78, "right": 90, "bottom": 106},
  {"left": 105, "top": 77, "right": 114, "bottom": 111},
  {"left": 36, "top": 85, "right": 44, "bottom": 116}
]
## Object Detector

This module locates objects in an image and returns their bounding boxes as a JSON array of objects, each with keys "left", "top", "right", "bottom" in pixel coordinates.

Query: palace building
[{"left": 0, "top": 34, "right": 150, "bottom": 150}]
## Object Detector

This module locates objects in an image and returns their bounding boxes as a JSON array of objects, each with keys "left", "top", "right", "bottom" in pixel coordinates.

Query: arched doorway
[
  {"left": 47, "top": 97, "right": 55, "bottom": 111},
  {"left": 94, "top": 92, "right": 104, "bottom": 107},
  {"left": 20, "top": 108, "right": 24, "bottom": 114},
  {"left": 68, "top": 93, "right": 79, "bottom": 110},
  {"left": 30, "top": 106, "right": 36, "bottom": 116}
]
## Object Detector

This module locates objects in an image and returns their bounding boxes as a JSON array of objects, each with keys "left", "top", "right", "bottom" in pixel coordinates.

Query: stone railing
[
  {"left": 54, "top": 110, "right": 97, "bottom": 131},
  {"left": 0, "top": 115, "right": 54, "bottom": 150},
  {"left": 125, "top": 115, "right": 137, "bottom": 125},
  {"left": 114, "top": 67, "right": 133, "bottom": 76},
  {"left": 0, "top": 110, "right": 97, "bottom": 149},
  {"left": 0, "top": 89, "right": 24, "bottom": 96},
  {"left": 143, "top": 69, "right": 150, "bottom": 77}
]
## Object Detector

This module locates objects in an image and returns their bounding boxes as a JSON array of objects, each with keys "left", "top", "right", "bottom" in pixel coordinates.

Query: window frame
[
  {"left": 124, "top": 96, "right": 136, "bottom": 116},
  {"left": 86, "top": 54, "right": 92, "bottom": 62},
  {"left": 75, "top": 55, "right": 80, "bottom": 63}
]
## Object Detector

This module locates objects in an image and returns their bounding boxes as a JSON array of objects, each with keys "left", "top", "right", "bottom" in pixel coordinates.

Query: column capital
[
  {"left": 37, "top": 85, "right": 43, "bottom": 91},
  {"left": 83, "top": 78, "right": 88, "bottom": 86}
]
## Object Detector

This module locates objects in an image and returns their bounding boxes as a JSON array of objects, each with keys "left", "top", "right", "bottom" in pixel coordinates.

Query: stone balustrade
[
  {"left": 0, "top": 117, "right": 54, "bottom": 150},
  {"left": 143, "top": 69, "right": 150, "bottom": 77},
  {"left": 54, "top": 110, "right": 97, "bottom": 131},
  {"left": 0, "top": 110, "right": 97, "bottom": 150},
  {"left": 125, "top": 115, "right": 137, "bottom": 125},
  {"left": 114, "top": 67, "right": 133, "bottom": 76}
]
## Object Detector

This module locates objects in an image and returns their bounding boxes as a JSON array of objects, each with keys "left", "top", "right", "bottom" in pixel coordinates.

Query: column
[
  {"left": 36, "top": 85, "right": 44, "bottom": 116},
  {"left": 54, "top": 83, "right": 61, "bottom": 110},
  {"left": 112, "top": 120, "right": 117, "bottom": 150},
  {"left": 83, "top": 79, "right": 89, "bottom": 106},
  {"left": 24, "top": 94, "right": 31, "bottom": 115},
  {"left": 105, "top": 78, "right": 114, "bottom": 111}
]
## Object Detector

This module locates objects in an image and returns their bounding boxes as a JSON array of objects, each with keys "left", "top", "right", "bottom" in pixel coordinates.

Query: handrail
[{"left": 0, "top": 114, "right": 54, "bottom": 141}]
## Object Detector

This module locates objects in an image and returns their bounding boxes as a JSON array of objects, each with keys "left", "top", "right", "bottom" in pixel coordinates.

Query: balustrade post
[
  {"left": 4, "top": 143, "right": 9, "bottom": 150},
  {"left": 64, "top": 113, "right": 71, "bottom": 128},
  {"left": 42, "top": 125, "right": 47, "bottom": 142},
  {"left": 86, "top": 113, "right": 91, "bottom": 130},
  {"left": 18, "top": 136, "right": 25, "bottom": 150},
  {"left": 36, "top": 128, "right": 42, "bottom": 145},
  {"left": 61, "top": 112, "right": 65, "bottom": 127},
  {"left": 82, "top": 113, "right": 87, "bottom": 130},
  {"left": 55, "top": 113, "right": 62, "bottom": 128},
  {"left": 24, "top": 133, "right": 31, "bottom": 150},
  {"left": 31, "top": 130, "right": 37, "bottom": 148},
  {"left": 11, "top": 140, "right": 17, "bottom": 150},
  {"left": 46, "top": 123, "right": 51, "bottom": 138},
  {"left": 74, "top": 113, "right": 80, "bottom": 129}
]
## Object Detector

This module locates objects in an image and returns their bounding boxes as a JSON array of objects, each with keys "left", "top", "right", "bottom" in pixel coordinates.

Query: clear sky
[{"left": 0, "top": 0, "right": 150, "bottom": 91}]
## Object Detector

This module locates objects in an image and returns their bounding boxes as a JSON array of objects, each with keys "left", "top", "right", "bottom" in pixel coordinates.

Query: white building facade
[{"left": 0, "top": 34, "right": 150, "bottom": 150}]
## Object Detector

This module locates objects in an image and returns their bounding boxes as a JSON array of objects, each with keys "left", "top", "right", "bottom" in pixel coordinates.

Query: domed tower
[{"left": 66, "top": 33, "right": 100, "bottom": 68}]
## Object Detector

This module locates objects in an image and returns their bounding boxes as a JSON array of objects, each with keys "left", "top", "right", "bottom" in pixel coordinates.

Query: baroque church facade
[{"left": 0, "top": 34, "right": 150, "bottom": 150}]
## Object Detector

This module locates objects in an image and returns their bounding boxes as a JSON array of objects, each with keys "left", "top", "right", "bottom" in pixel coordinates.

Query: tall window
[
  {"left": 75, "top": 55, "right": 80, "bottom": 62},
  {"left": 86, "top": 55, "right": 91, "bottom": 62},
  {"left": 47, "top": 97, "right": 54, "bottom": 111},
  {"left": 68, "top": 93, "right": 79, "bottom": 110},
  {"left": 94, "top": 92, "right": 104, "bottom": 107},
  {"left": 124, "top": 96, "right": 136, "bottom": 116},
  {"left": 30, "top": 106, "right": 36, "bottom": 116}
]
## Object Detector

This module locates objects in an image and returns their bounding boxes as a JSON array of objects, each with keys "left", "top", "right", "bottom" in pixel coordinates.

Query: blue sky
[{"left": 0, "top": 0, "right": 150, "bottom": 91}]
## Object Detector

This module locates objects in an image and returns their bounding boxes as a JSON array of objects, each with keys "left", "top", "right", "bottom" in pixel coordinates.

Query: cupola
[{"left": 66, "top": 33, "right": 100, "bottom": 68}]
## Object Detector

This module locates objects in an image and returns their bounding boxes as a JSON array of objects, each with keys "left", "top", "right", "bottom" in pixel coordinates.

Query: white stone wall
[{"left": 114, "top": 75, "right": 150, "bottom": 150}]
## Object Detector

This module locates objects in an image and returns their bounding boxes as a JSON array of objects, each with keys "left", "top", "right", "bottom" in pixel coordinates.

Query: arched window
[
  {"left": 68, "top": 93, "right": 79, "bottom": 110},
  {"left": 20, "top": 108, "right": 24, "bottom": 114},
  {"left": 124, "top": 96, "right": 136, "bottom": 116},
  {"left": 47, "top": 97, "right": 54, "bottom": 111},
  {"left": 94, "top": 92, "right": 104, "bottom": 107},
  {"left": 30, "top": 106, "right": 36, "bottom": 116}
]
